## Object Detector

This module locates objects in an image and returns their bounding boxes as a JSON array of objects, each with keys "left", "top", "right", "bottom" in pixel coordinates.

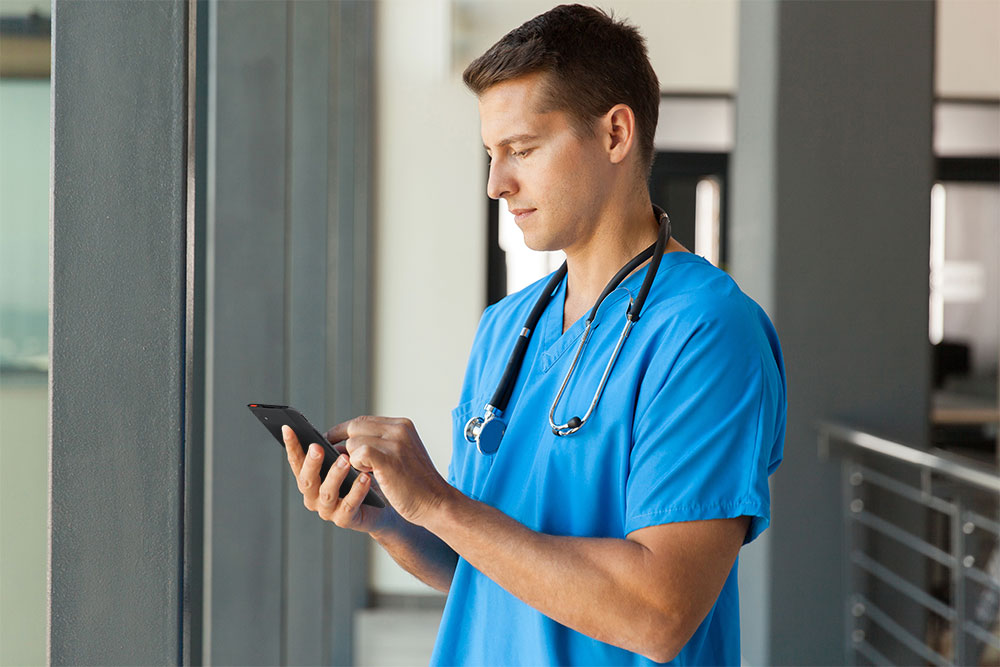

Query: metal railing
[{"left": 819, "top": 423, "right": 1000, "bottom": 666}]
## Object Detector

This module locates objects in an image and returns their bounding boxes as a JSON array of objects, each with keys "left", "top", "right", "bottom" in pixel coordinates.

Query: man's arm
[
  {"left": 423, "top": 487, "right": 747, "bottom": 663},
  {"left": 282, "top": 426, "right": 458, "bottom": 593},
  {"left": 328, "top": 416, "right": 748, "bottom": 663}
]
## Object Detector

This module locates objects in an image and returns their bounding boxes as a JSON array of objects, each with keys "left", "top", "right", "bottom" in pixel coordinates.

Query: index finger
[{"left": 325, "top": 415, "right": 388, "bottom": 444}]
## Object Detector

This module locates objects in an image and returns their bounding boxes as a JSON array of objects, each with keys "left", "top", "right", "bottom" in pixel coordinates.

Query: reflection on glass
[
  {"left": 0, "top": 78, "right": 49, "bottom": 373},
  {"left": 0, "top": 48, "right": 50, "bottom": 667}
]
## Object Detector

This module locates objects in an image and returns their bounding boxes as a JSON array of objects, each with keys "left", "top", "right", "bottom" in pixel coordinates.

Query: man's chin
[{"left": 521, "top": 234, "right": 560, "bottom": 253}]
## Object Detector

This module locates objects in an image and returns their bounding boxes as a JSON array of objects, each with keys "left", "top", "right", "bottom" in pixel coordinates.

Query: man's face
[{"left": 479, "top": 73, "right": 614, "bottom": 253}]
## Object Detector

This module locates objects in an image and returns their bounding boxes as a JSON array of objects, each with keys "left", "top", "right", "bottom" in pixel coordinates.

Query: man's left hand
[{"left": 325, "top": 416, "right": 451, "bottom": 526}]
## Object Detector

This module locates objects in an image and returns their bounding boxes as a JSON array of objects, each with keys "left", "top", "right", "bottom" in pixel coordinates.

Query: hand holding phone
[{"left": 248, "top": 403, "right": 385, "bottom": 508}]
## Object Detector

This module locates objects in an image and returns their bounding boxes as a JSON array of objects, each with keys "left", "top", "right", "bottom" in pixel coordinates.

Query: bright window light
[
  {"left": 695, "top": 177, "right": 721, "bottom": 266},
  {"left": 929, "top": 183, "right": 946, "bottom": 345},
  {"left": 499, "top": 200, "right": 564, "bottom": 296}
]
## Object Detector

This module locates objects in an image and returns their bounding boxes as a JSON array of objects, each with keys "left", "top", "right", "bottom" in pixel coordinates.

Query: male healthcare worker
[{"left": 282, "top": 5, "right": 786, "bottom": 665}]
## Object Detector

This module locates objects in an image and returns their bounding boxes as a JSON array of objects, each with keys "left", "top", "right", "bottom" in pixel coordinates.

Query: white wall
[
  {"left": 451, "top": 0, "right": 738, "bottom": 93},
  {"left": 372, "top": 0, "right": 487, "bottom": 594},
  {"left": 937, "top": 0, "right": 1000, "bottom": 99}
]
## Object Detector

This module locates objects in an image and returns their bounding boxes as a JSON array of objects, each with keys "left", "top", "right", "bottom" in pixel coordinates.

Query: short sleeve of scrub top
[
  {"left": 432, "top": 253, "right": 786, "bottom": 667},
  {"left": 625, "top": 274, "right": 786, "bottom": 542}
]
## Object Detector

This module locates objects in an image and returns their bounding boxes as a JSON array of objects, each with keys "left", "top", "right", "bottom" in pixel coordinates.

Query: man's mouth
[{"left": 509, "top": 208, "right": 536, "bottom": 224}]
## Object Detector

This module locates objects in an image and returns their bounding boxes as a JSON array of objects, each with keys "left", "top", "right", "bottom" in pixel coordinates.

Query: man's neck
[{"left": 561, "top": 193, "right": 660, "bottom": 332}]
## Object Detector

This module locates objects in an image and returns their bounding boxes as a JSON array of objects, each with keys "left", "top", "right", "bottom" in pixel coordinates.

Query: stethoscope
[{"left": 464, "top": 206, "right": 671, "bottom": 454}]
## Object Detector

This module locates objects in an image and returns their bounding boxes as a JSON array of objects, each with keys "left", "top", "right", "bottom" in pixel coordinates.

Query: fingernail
[
  {"left": 336, "top": 455, "right": 349, "bottom": 468},
  {"left": 309, "top": 445, "right": 321, "bottom": 459},
  {"left": 281, "top": 425, "right": 290, "bottom": 436},
  {"left": 358, "top": 473, "right": 369, "bottom": 484}
]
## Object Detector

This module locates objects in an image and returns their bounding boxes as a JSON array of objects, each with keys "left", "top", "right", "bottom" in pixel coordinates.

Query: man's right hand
[{"left": 282, "top": 425, "right": 395, "bottom": 536}]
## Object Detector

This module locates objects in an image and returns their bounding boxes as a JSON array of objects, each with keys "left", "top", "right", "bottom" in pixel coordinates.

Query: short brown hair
[{"left": 463, "top": 4, "right": 660, "bottom": 174}]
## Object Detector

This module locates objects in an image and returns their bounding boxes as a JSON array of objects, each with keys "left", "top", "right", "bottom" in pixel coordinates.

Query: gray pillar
[
  {"left": 49, "top": 0, "right": 374, "bottom": 663},
  {"left": 205, "top": 1, "right": 374, "bottom": 664},
  {"left": 283, "top": 3, "right": 332, "bottom": 664},
  {"left": 205, "top": 2, "right": 288, "bottom": 664},
  {"left": 732, "top": 2, "right": 934, "bottom": 664},
  {"left": 49, "top": 0, "right": 192, "bottom": 663},
  {"left": 325, "top": 3, "right": 376, "bottom": 664}
]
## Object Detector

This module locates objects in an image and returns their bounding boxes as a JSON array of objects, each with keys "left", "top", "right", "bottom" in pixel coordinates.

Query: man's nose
[{"left": 486, "top": 159, "right": 516, "bottom": 201}]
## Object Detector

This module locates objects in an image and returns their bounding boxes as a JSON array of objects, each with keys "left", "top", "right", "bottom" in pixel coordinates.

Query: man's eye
[{"left": 512, "top": 148, "right": 532, "bottom": 159}]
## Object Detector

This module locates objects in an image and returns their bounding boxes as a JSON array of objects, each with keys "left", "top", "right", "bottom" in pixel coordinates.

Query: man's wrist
[
  {"left": 420, "top": 482, "right": 464, "bottom": 537},
  {"left": 369, "top": 506, "right": 404, "bottom": 543}
]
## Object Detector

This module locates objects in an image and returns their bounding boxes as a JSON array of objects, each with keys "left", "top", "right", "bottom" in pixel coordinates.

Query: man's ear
[{"left": 602, "top": 104, "right": 637, "bottom": 165}]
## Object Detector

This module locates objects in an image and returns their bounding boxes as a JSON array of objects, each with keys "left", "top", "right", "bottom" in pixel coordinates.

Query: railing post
[
  {"left": 951, "top": 496, "right": 966, "bottom": 666},
  {"left": 843, "top": 460, "right": 858, "bottom": 665}
]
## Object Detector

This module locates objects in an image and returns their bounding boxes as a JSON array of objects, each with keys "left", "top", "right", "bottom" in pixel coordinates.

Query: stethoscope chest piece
[
  {"left": 475, "top": 417, "right": 505, "bottom": 454},
  {"left": 464, "top": 410, "right": 506, "bottom": 455}
]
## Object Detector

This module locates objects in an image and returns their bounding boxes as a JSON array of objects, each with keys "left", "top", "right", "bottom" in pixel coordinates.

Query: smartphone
[{"left": 248, "top": 403, "right": 385, "bottom": 508}]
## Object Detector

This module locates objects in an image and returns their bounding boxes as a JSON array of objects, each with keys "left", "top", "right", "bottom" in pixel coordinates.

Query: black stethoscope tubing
[{"left": 465, "top": 206, "right": 672, "bottom": 454}]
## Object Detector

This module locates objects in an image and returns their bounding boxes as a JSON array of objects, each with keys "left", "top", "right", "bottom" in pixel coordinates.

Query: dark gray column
[
  {"left": 206, "top": 2, "right": 287, "bottom": 664},
  {"left": 283, "top": 1, "right": 333, "bottom": 664},
  {"left": 205, "top": 1, "right": 374, "bottom": 664},
  {"left": 283, "top": 2, "right": 376, "bottom": 665},
  {"left": 731, "top": 1, "right": 934, "bottom": 664},
  {"left": 50, "top": 0, "right": 374, "bottom": 663},
  {"left": 325, "top": 3, "right": 376, "bottom": 664},
  {"left": 49, "top": 0, "right": 191, "bottom": 663}
]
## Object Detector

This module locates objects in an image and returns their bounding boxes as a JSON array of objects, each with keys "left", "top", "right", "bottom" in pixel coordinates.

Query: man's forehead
[{"left": 478, "top": 74, "right": 562, "bottom": 145}]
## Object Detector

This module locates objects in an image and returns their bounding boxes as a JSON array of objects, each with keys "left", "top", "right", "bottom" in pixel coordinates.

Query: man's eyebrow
[{"left": 484, "top": 134, "right": 540, "bottom": 151}]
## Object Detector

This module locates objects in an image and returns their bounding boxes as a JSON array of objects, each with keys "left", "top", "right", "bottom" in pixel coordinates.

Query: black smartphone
[{"left": 248, "top": 403, "right": 385, "bottom": 508}]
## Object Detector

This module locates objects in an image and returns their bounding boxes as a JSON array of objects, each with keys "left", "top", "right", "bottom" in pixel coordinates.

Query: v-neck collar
[
  {"left": 536, "top": 266, "right": 636, "bottom": 372},
  {"left": 534, "top": 251, "right": 701, "bottom": 372}
]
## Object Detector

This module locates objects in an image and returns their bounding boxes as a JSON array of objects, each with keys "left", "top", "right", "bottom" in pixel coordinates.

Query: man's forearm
[
  {"left": 420, "top": 486, "right": 743, "bottom": 663},
  {"left": 371, "top": 511, "right": 458, "bottom": 594},
  {"left": 420, "top": 489, "right": 669, "bottom": 658}
]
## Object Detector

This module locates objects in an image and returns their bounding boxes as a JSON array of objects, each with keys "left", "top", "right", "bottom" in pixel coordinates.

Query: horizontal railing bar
[
  {"left": 851, "top": 463, "right": 957, "bottom": 515},
  {"left": 854, "top": 638, "right": 893, "bottom": 666},
  {"left": 855, "top": 594, "right": 952, "bottom": 667},
  {"left": 964, "top": 564, "right": 1000, "bottom": 592},
  {"left": 851, "top": 550, "right": 956, "bottom": 621},
  {"left": 963, "top": 620, "right": 1000, "bottom": 652},
  {"left": 820, "top": 423, "right": 1000, "bottom": 493},
  {"left": 851, "top": 510, "right": 957, "bottom": 568},
  {"left": 963, "top": 509, "right": 1000, "bottom": 537}
]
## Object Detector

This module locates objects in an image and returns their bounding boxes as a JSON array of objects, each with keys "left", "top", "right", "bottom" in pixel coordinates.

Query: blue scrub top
[{"left": 431, "top": 252, "right": 786, "bottom": 666}]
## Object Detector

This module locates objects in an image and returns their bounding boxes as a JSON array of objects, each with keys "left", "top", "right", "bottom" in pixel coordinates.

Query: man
[{"left": 283, "top": 5, "right": 785, "bottom": 664}]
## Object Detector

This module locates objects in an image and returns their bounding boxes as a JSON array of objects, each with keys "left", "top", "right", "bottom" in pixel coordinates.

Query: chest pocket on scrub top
[{"left": 449, "top": 396, "right": 496, "bottom": 500}]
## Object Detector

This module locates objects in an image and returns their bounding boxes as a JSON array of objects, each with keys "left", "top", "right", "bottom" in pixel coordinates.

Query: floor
[
  {"left": 0, "top": 374, "right": 47, "bottom": 667},
  {"left": 354, "top": 607, "right": 444, "bottom": 666}
]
